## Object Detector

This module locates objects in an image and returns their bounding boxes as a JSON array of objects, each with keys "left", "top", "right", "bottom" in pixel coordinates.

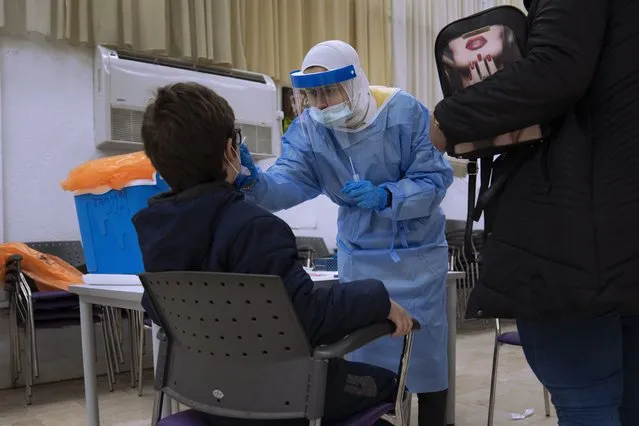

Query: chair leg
[
  {"left": 137, "top": 312, "right": 145, "bottom": 396},
  {"left": 543, "top": 387, "right": 551, "bottom": 417},
  {"left": 9, "top": 302, "right": 19, "bottom": 384},
  {"left": 129, "top": 310, "right": 138, "bottom": 388},
  {"left": 9, "top": 328, "right": 17, "bottom": 384},
  {"left": 23, "top": 327, "right": 33, "bottom": 405},
  {"left": 15, "top": 317, "right": 22, "bottom": 376},
  {"left": 487, "top": 341, "right": 501, "bottom": 426},
  {"left": 104, "top": 320, "right": 116, "bottom": 392},
  {"left": 104, "top": 308, "right": 121, "bottom": 376},
  {"left": 400, "top": 391, "right": 412, "bottom": 426},
  {"left": 308, "top": 420, "right": 322, "bottom": 426},
  {"left": 109, "top": 307, "right": 125, "bottom": 364},
  {"left": 111, "top": 308, "right": 124, "bottom": 362},
  {"left": 151, "top": 390, "right": 164, "bottom": 426},
  {"left": 26, "top": 300, "right": 39, "bottom": 379},
  {"left": 101, "top": 320, "right": 115, "bottom": 392},
  {"left": 94, "top": 321, "right": 99, "bottom": 363}
]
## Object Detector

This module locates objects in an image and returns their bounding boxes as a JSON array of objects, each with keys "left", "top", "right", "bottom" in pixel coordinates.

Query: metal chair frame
[{"left": 4, "top": 241, "right": 116, "bottom": 403}]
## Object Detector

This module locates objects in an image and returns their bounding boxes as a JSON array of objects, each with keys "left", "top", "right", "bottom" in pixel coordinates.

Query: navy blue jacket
[{"left": 132, "top": 181, "right": 390, "bottom": 346}]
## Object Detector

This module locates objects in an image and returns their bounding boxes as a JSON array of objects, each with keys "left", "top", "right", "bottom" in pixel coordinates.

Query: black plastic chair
[
  {"left": 5, "top": 241, "right": 114, "bottom": 403},
  {"left": 140, "top": 271, "right": 419, "bottom": 426}
]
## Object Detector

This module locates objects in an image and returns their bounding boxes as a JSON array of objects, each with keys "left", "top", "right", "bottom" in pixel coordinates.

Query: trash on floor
[{"left": 510, "top": 408, "right": 535, "bottom": 420}]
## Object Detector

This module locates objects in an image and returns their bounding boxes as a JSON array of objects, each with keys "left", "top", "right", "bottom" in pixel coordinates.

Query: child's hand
[{"left": 387, "top": 299, "right": 413, "bottom": 337}]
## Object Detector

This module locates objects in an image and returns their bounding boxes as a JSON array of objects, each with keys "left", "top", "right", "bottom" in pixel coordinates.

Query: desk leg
[
  {"left": 151, "top": 322, "right": 173, "bottom": 418},
  {"left": 80, "top": 300, "right": 100, "bottom": 426},
  {"left": 446, "top": 277, "right": 457, "bottom": 426}
]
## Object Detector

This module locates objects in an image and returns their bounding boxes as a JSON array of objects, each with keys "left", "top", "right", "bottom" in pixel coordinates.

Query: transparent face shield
[
  {"left": 289, "top": 65, "right": 363, "bottom": 180},
  {"left": 290, "top": 65, "right": 360, "bottom": 128}
]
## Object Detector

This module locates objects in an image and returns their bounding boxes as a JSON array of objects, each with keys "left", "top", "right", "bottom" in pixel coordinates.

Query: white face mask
[{"left": 309, "top": 102, "right": 353, "bottom": 127}]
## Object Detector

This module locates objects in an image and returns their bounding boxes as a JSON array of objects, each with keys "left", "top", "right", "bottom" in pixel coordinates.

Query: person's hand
[
  {"left": 468, "top": 54, "right": 499, "bottom": 82},
  {"left": 239, "top": 144, "right": 257, "bottom": 174},
  {"left": 429, "top": 112, "right": 447, "bottom": 153},
  {"left": 387, "top": 299, "right": 413, "bottom": 337},
  {"left": 234, "top": 144, "right": 258, "bottom": 189},
  {"left": 341, "top": 180, "right": 388, "bottom": 210}
]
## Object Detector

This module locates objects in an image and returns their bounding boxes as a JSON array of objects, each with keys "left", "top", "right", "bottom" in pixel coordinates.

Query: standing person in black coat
[{"left": 429, "top": 0, "right": 639, "bottom": 424}]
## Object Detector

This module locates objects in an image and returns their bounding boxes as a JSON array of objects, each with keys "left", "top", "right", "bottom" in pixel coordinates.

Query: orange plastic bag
[
  {"left": 60, "top": 151, "right": 156, "bottom": 193},
  {"left": 0, "top": 243, "right": 84, "bottom": 292}
]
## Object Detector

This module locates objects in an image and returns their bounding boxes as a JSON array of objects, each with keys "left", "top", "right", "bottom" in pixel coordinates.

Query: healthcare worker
[{"left": 236, "top": 40, "right": 453, "bottom": 426}]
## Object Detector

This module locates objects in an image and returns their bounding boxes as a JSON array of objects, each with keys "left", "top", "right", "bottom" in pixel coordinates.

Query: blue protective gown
[{"left": 244, "top": 87, "right": 454, "bottom": 393}]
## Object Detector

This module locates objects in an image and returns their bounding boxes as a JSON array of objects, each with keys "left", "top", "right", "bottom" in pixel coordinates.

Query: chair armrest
[{"left": 312, "top": 319, "right": 420, "bottom": 360}]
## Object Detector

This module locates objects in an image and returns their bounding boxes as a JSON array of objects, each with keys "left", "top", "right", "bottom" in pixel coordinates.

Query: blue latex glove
[
  {"left": 234, "top": 144, "right": 259, "bottom": 189},
  {"left": 341, "top": 180, "right": 388, "bottom": 211}
]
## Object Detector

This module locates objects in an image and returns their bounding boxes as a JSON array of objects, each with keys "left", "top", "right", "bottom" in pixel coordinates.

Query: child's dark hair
[{"left": 141, "top": 82, "right": 236, "bottom": 193}]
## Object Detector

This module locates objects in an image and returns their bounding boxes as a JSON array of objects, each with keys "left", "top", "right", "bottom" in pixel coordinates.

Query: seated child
[{"left": 132, "top": 82, "right": 413, "bottom": 425}]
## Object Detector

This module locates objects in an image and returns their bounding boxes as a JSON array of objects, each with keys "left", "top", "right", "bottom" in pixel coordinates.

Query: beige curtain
[
  {"left": 240, "top": 0, "right": 392, "bottom": 85},
  {"left": 0, "top": 0, "right": 393, "bottom": 85}
]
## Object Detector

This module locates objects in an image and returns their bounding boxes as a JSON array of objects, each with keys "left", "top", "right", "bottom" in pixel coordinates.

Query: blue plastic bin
[{"left": 73, "top": 174, "right": 170, "bottom": 274}]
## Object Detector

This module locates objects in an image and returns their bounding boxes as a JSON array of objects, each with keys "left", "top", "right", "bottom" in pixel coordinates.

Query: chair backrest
[
  {"left": 13, "top": 241, "right": 86, "bottom": 292},
  {"left": 140, "top": 271, "right": 326, "bottom": 421},
  {"left": 26, "top": 241, "right": 86, "bottom": 268}
]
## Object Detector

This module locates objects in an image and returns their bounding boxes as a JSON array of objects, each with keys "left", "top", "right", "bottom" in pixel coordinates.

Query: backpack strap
[
  {"left": 464, "top": 160, "right": 479, "bottom": 260},
  {"left": 464, "top": 156, "right": 493, "bottom": 260}
]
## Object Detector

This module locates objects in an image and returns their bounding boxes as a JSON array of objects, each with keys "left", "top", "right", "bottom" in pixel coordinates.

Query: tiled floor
[{"left": 0, "top": 325, "right": 556, "bottom": 426}]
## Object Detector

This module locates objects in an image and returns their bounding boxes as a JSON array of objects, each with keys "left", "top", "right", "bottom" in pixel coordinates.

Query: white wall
[
  {"left": 1, "top": 35, "right": 98, "bottom": 243},
  {"left": 442, "top": 176, "right": 484, "bottom": 228}
]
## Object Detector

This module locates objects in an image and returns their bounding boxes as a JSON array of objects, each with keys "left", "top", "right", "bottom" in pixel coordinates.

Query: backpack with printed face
[
  {"left": 434, "top": 5, "right": 548, "bottom": 257},
  {"left": 435, "top": 5, "right": 545, "bottom": 159}
]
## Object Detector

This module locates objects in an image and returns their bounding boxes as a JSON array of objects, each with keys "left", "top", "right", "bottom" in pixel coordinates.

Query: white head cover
[{"left": 301, "top": 40, "right": 377, "bottom": 129}]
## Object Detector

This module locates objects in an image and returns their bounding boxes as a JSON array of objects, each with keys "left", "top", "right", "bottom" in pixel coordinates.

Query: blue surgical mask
[{"left": 309, "top": 102, "right": 352, "bottom": 127}]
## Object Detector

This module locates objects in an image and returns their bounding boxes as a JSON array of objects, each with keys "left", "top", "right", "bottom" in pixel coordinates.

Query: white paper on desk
[
  {"left": 83, "top": 274, "right": 141, "bottom": 286},
  {"left": 307, "top": 271, "right": 337, "bottom": 277},
  {"left": 307, "top": 272, "right": 339, "bottom": 283}
]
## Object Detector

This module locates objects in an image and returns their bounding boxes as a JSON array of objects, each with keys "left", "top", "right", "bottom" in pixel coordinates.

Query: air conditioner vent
[{"left": 110, "top": 107, "right": 144, "bottom": 144}]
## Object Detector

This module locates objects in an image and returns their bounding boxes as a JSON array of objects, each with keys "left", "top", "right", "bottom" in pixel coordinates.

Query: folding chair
[
  {"left": 5, "top": 241, "right": 115, "bottom": 403},
  {"left": 487, "top": 319, "right": 551, "bottom": 425}
]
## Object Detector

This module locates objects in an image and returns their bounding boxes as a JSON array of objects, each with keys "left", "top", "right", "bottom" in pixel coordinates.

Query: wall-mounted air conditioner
[{"left": 93, "top": 46, "right": 283, "bottom": 159}]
